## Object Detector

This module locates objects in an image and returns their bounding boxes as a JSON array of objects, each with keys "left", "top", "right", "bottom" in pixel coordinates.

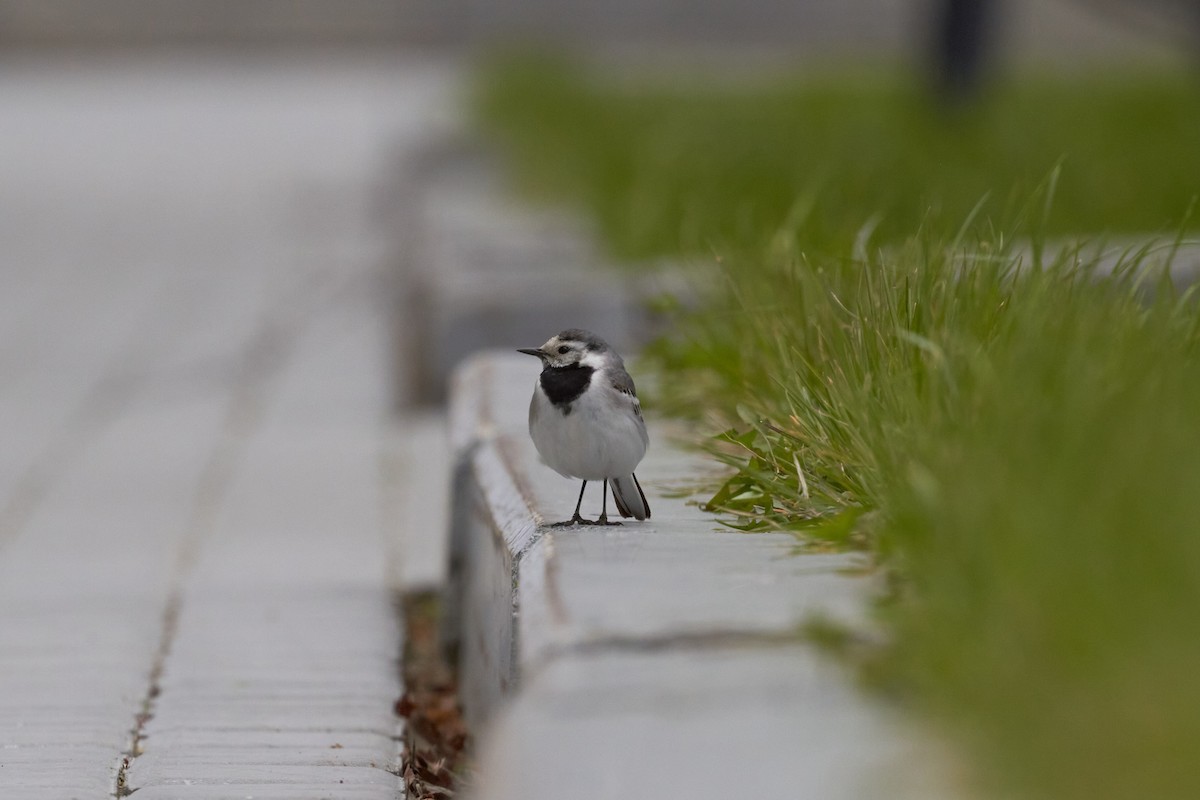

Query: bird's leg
[
  {"left": 550, "top": 481, "right": 589, "bottom": 527},
  {"left": 597, "top": 479, "right": 622, "bottom": 526},
  {"left": 572, "top": 480, "right": 589, "bottom": 524}
]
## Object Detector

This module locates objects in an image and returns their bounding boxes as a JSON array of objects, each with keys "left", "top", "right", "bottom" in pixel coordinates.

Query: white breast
[{"left": 529, "top": 380, "right": 648, "bottom": 481}]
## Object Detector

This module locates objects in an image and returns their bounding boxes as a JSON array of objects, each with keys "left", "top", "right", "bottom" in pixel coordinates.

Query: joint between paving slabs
[
  {"left": 114, "top": 592, "right": 182, "bottom": 798},
  {"left": 524, "top": 627, "right": 817, "bottom": 677},
  {"left": 110, "top": 273, "right": 325, "bottom": 797},
  {"left": 523, "top": 619, "right": 892, "bottom": 691}
]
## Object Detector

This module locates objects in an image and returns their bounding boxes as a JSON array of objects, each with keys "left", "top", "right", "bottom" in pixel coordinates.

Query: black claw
[{"left": 546, "top": 515, "right": 623, "bottom": 528}]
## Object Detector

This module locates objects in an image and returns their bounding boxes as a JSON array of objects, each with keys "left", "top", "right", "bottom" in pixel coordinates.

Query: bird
[{"left": 518, "top": 329, "right": 650, "bottom": 526}]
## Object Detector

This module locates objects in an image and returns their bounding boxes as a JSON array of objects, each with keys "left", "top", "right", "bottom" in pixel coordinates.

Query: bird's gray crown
[{"left": 556, "top": 329, "right": 610, "bottom": 353}]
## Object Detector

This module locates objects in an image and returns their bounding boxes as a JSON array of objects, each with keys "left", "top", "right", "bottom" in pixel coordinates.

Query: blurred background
[
  {"left": 3, "top": 3, "right": 1200, "bottom": 800},
  {"left": 0, "top": 0, "right": 1192, "bottom": 58}
]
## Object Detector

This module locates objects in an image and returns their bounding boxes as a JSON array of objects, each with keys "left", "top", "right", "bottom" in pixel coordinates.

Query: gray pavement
[{"left": 0, "top": 51, "right": 456, "bottom": 798}]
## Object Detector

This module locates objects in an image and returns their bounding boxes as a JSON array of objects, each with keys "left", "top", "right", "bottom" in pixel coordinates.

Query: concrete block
[
  {"left": 391, "top": 143, "right": 664, "bottom": 406},
  {"left": 473, "top": 647, "right": 951, "bottom": 800},
  {"left": 381, "top": 411, "right": 451, "bottom": 593},
  {"left": 132, "top": 786, "right": 400, "bottom": 800}
]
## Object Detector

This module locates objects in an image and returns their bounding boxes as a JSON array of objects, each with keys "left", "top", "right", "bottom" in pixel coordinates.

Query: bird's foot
[
  {"left": 548, "top": 514, "right": 590, "bottom": 528},
  {"left": 547, "top": 514, "right": 622, "bottom": 527}
]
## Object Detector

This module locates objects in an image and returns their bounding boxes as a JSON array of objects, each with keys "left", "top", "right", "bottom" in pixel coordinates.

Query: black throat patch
[{"left": 540, "top": 364, "right": 594, "bottom": 414}]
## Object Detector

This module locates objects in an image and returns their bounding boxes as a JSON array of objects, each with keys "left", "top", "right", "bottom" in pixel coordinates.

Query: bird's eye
[{"left": 557, "top": 345, "right": 570, "bottom": 354}]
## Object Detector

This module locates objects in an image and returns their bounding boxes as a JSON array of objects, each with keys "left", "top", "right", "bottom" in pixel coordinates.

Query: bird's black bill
[{"left": 517, "top": 348, "right": 543, "bottom": 357}]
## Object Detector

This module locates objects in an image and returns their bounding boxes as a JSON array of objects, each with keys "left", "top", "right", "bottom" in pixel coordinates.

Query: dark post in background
[{"left": 932, "top": 0, "right": 993, "bottom": 103}]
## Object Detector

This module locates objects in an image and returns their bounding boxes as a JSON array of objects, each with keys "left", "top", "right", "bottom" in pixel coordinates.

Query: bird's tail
[{"left": 610, "top": 473, "right": 650, "bottom": 520}]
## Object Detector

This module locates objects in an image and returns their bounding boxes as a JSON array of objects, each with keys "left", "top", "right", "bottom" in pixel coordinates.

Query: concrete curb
[
  {"left": 446, "top": 351, "right": 957, "bottom": 800},
  {"left": 387, "top": 138, "right": 696, "bottom": 408}
]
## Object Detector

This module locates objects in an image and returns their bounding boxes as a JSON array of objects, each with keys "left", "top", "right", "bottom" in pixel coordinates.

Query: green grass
[
  {"left": 477, "top": 55, "right": 1200, "bottom": 256},
  {"left": 475, "top": 55, "right": 1200, "bottom": 800}
]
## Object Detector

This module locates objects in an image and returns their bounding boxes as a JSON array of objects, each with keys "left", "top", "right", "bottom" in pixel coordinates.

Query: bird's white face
[
  {"left": 519, "top": 334, "right": 609, "bottom": 370},
  {"left": 519, "top": 330, "right": 612, "bottom": 371},
  {"left": 535, "top": 335, "right": 589, "bottom": 369}
]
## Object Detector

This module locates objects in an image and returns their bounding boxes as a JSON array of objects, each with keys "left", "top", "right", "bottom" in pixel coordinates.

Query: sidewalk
[{"left": 0, "top": 51, "right": 455, "bottom": 799}]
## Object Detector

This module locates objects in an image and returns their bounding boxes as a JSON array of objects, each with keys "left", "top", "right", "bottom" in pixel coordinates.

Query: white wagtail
[{"left": 518, "top": 329, "right": 650, "bottom": 526}]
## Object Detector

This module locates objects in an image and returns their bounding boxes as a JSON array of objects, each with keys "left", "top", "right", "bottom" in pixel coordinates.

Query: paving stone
[
  {"left": 127, "top": 277, "right": 407, "bottom": 797},
  {"left": 515, "top": 438, "right": 871, "bottom": 672},
  {"left": 134, "top": 740, "right": 394, "bottom": 769},
  {"left": 0, "top": 380, "right": 230, "bottom": 795},
  {"left": 394, "top": 147, "right": 656, "bottom": 405},
  {"left": 474, "top": 647, "right": 950, "bottom": 800},
  {"left": 0, "top": 782, "right": 117, "bottom": 799},
  {"left": 133, "top": 785, "right": 402, "bottom": 800},
  {"left": 382, "top": 412, "right": 451, "bottom": 593}
]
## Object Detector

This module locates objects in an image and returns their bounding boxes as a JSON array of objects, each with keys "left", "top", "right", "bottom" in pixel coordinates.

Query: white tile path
[{"left": 0, "top": 51, "right": 456, "bottom": 799}]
